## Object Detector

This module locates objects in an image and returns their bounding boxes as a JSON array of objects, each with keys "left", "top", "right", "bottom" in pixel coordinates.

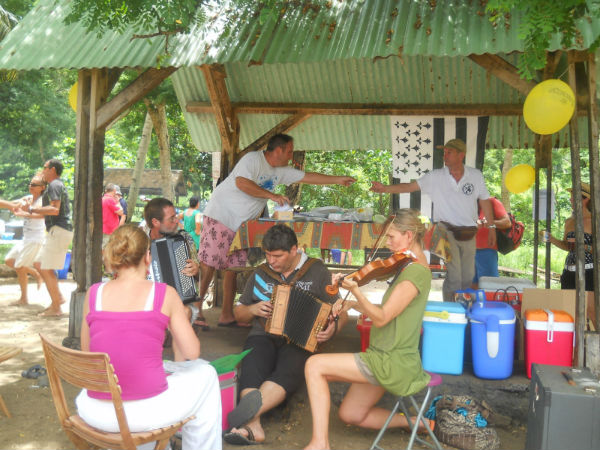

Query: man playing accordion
[
  {"left": 223, "top": 224, "right": 348, "bottom": 446},
  {"left": 143, "top": 198, "right": 202, "bottom": 327}
]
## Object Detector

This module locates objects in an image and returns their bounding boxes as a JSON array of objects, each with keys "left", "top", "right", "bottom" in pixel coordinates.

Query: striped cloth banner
[{"left": 390, "top": 116, "right": 489, "bottom": 217}]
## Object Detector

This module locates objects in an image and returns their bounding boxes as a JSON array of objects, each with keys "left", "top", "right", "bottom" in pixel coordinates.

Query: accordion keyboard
[{"left": 173, "top": 242, "right": 194, "bottom": 296}]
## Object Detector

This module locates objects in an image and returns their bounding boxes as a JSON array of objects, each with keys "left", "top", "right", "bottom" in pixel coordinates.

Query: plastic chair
[
  {"left": 0, "top": 345, "right": 22, "bottom": 418},
  {"left": 370, "top": 372, "right": 443, "bottom": 450},
  {"left": 40, "top": 333, "right": 194, "bottom": 450}
]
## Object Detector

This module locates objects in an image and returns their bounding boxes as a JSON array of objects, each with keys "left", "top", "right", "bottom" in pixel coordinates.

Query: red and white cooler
[{"left": 524, "top": 309, "right": 574, "bottom": 378}]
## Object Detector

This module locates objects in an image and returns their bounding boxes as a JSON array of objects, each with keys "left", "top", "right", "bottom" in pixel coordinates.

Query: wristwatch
[
  {"left": 488, "top": 224, "right": 496, "bottom": 229},
  {"left": 28, "top": 205, "right": 33, "bottom": 214}
]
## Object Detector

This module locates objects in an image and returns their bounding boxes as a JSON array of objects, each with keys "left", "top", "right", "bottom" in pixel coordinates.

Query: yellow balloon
[
  {"left": 505, "top": 164, "right": 535, "bottom": 194},
  {"left": 69, "top": 82, "right": 77, "bottom": 112},
  {"left": 523, "top": 79, "right": 575, "bottom": 135}
]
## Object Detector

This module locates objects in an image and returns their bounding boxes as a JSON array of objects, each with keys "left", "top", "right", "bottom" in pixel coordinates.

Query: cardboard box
[
  {"left": 273, "top": 210, "right": 293, "bottom": 221},
  {"left": 519, "top": 289, "right": 594, "bottom": 361}
]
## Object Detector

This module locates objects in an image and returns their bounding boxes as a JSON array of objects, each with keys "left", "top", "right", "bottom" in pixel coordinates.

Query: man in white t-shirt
[
  {"left": 195, "top": 133, "right": 355, "bottom": 328},
  {"left": 371, "top": 138, "right": 496, "bottom": 301}
]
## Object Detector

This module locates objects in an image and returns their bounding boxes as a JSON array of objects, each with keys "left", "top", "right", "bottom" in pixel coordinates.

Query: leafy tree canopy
[{"left": 486, "top": 0, "right": 600, "bottom": 80}]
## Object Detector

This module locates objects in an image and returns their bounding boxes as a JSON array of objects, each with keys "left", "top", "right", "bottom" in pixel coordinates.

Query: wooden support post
[
  {"left": 73, "top": 70, "right": 92, "bottom": 293},
  {"left": 567, "top": 51, "right": 587, "bottom": 368},
  {"left": 586, "top": 54, "right": 600, "bottom": 330},
  {"left": 239, "top": 112, "right": 311, "bottom": 158},
  {"left": 199, "top": 64, "right": 239, "bottom": 173},
  {"left": 533, "top": 137, "right": 540, "bottom": 285}
]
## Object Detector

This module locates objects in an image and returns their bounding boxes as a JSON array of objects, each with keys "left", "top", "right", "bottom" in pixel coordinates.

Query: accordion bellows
[{"left": 265, "top": 284, "right": 332, "bottom": 352}]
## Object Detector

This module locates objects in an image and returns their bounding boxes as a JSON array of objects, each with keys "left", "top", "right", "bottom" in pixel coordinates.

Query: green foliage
[
  {"left": 486, "top": 0, "right": 600, "bottom": 80},
  {"left": 63, "top": 0, "right": 205, "bottom": 37},
  {"left": 295, "top": 149, "right": 391, "bottom": 214},
  {"left": 0, "top": 69, "right": 76, "bottom": 196}
]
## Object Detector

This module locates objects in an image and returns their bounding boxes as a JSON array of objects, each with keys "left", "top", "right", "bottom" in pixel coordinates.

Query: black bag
[{"left": 496, "top": 212, "right": 524, "bottom": 255}]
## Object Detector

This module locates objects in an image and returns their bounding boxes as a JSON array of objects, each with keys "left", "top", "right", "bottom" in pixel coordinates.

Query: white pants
[{"left": 76, "top": 359, "right": 222, "bottom": 450}]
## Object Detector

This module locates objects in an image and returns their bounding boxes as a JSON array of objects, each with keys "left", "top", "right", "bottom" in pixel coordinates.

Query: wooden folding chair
[
  {"left": 0, "top": 345, "right": 22, "bottom": 418},
  {"left": 40, "top": 333, "right": 194, "bottom": 450}
]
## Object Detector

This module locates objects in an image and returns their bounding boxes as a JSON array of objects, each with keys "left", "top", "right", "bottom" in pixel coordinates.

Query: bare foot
[
  {"left": 38, "top": 308, "right": 65, "bottom": 317},
  {"left": 10, "top": 299, "right": 28, "bottom": 306},
  {"left": 304, "top": 440, "right": 330, "bottom": 450}
]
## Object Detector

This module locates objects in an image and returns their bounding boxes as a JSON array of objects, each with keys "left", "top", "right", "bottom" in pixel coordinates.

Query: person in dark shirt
[{"left": 17, "top": 159, "right": 73, "bottom": 316}]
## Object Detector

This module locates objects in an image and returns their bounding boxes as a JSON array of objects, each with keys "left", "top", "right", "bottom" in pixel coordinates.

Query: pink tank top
[{"left": 86, "top": 282, "right": 170, "bottom": 400}]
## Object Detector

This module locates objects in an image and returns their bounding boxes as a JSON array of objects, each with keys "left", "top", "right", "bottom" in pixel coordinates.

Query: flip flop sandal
[
  {"left": 227, "top": 390, "right": 262, "bottom": 430},
  {"left": 21, "top": 364, "right": 47, "bottom": 379},
  {"left": 223, "top": 426, "right": 258, "bottom": 445}
]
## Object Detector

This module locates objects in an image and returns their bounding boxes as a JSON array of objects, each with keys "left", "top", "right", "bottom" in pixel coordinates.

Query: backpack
[{"left": 496, "top": 211, "right": 524, "bottom": 255}]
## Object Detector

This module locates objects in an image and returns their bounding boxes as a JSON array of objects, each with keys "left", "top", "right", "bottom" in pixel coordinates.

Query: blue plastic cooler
[
  {"left": 422, "top": 301, "right": 468, "bottom": 375},
  {"left": 469, "top": 300, "right": 515, "bottom": 379}
]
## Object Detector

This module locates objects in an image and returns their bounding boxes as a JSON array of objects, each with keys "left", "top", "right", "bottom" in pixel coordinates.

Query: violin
[{"left": 325, "top": 249, "right": 415, "bottom": 296}]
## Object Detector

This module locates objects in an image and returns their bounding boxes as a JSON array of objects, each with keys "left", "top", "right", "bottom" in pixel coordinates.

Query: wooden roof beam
[
  {"left": 96, "top": 67, "right": 177, "bottom": 131},
  {"left": 468, "top": 53, "right": 537, "bottom": 96},
  {"left": 238, "top": 112, "right": 311, "bottom": 159},
  {"left": 187, "top": 101, "right": 525, "bottom": 116}
]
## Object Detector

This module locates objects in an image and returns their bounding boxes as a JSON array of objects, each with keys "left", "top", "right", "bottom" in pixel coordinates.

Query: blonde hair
[
  {"left": 31, "top": 173, "right": 47, "bottom": 188},
  {"left": 103, "top": 225, "right": 150, "bottom": 272},
  {"left": 390, "top": 209, "right": 426, "bottom": 246}
]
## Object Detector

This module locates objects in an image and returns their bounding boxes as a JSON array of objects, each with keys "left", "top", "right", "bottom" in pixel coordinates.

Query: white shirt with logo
[
  {"left": 204, "top": 151, "right": 304, "bottom": 231},
  {"left": 417, "top": 166, "right": 490, "bottom": 226}
]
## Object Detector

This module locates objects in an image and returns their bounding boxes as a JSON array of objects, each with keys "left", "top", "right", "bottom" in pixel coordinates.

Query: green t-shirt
[{"left": 360, "top": 262, "right": 432, "bottom": 396}]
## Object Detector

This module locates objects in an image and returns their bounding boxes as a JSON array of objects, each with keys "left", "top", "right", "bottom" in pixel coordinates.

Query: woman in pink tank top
[{"left": 75, "top": 225, "right": 223, "bottom": 450}]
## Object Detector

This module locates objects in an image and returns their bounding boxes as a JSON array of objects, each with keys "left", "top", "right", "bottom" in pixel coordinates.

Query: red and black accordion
[
  {"left": 265, "top": 284, "right": 332, "bottom": 352},
  {"left": 150, "top": 234, "right": 197, "bottom": 304}
]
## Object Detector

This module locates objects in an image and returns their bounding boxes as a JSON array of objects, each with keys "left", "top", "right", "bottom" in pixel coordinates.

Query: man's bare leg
[
  {"left": 192, "top": 262, "right": 215, "bottom": 326},
  {"left": 218, "top": 270, "right": 237, "bottom": 325},
  {"left": 228, "top": 381, "right": 286, "bottom": 443},
  {"left": 38, "top": 268, "right": 65, "bottom": 316}
]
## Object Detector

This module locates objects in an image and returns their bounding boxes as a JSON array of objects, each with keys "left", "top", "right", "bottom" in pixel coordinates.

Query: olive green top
[{"left": 360, "top": 262, "right": 432, "bottom": 396}]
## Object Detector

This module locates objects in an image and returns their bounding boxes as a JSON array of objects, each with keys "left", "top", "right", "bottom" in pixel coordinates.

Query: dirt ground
[{"left": 0, "top": 276, "right": 526, "bottom": 450}]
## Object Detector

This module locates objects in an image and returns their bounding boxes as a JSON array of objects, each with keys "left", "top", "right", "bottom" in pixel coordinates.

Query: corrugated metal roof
[
  {"left": 1, "top": 0, "right": 599, "bottom": 70},
  {"left": 0, "top": 0, "right": 594, "bottom": 152},
  {"left": 172, "top": 54, "right": 584, "bottom": 151}
]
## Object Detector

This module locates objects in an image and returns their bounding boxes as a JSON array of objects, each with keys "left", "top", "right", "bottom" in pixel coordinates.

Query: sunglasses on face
[{"left": 29, "top": 183, "right": 44, "bottom": 187}]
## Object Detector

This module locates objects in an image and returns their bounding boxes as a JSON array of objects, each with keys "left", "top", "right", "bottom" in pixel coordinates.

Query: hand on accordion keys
[
  {"left": 316, "top": 318, "right": 337, "bottom": 343},
  {"left": 181, "top": 258, "right": 199, "bottom": 278},
  {"left": 251, "top": 300, "right": 273, "bottom": 319}
]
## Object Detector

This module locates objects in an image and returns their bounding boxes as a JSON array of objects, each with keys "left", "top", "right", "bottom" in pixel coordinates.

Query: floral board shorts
[{"left": 198, "top": 216, "right": 248, "bottom": 270}]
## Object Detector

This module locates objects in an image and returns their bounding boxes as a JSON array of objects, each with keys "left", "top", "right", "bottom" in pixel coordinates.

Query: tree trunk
[
  {"left": 501, "top": 148, "right": 514, "bottom": 211},
  {"left": 285, "top": 151, "right": 305, "bottom": 205},
  {"left": 146, "top": 101, "right": 173, "bottom": 201},
  {"left": 127, "top": 110, "right": 153, "bottom": 222}
]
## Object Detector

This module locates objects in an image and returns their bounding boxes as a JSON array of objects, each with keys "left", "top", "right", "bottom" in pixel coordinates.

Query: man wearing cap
[
  {"left": 102, "top": 183, "right": 123, "bottom": 247},
  {"left": 371, "top": 138, "right": 496, "bottom": 302}
]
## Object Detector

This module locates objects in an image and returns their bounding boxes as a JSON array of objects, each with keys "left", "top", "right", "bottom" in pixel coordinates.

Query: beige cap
[{"left": 436, "top": 138, "right": 466, "bottom": 153}]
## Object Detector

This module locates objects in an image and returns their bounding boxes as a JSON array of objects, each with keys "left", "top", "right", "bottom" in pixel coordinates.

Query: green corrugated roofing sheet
[
  {"left": 0, "top": 0, "right": 596, "bottom": 151},
  {"left": 1, "top": 0, "right": 599, "bottom": 70}
]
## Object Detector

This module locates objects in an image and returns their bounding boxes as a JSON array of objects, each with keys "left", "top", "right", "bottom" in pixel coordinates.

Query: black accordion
[
  {"left": 150, "top": 234, "right": 197, "bottom": 304},
  {"left": 265, "top": 284, "right": 332, "bottom": 352}
]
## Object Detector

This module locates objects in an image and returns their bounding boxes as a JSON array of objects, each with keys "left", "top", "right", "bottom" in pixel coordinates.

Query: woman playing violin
[{"left": 304, "top": 209, "right": 432, "bottom": 450}]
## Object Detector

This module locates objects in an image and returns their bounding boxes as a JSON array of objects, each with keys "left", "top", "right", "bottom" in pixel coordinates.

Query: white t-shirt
[
  {"left": 23, "top": 196, "right": 45, "bottom": 243},
  {"left": 203, "top": 151, "right": 305, "bottom": 231},
  {"left": 417, "top": 166, "right": 490, "bottom": 226}
]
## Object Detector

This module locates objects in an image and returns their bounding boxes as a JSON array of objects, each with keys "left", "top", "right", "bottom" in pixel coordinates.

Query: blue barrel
[{"left": 469, "top": 301, "right": 515, "bottom": 379}]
